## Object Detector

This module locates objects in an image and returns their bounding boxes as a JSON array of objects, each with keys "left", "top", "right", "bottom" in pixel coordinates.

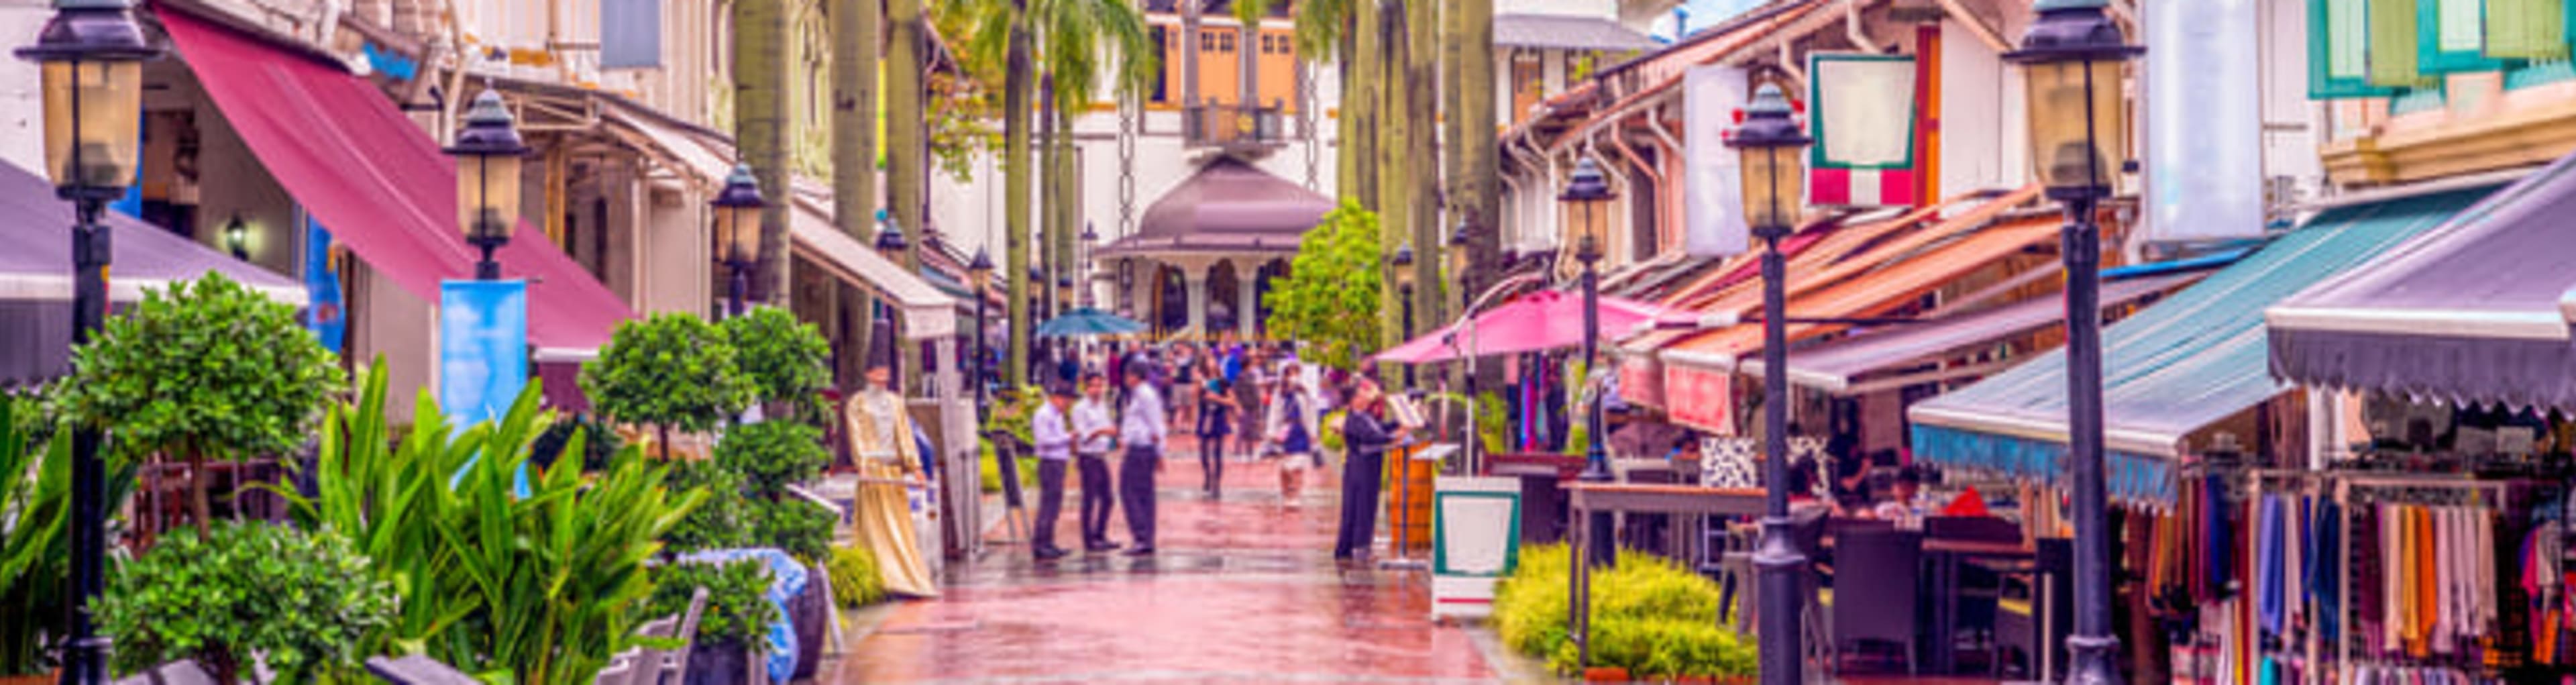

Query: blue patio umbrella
[{"left": 1034, "top": 307, "right": 1148, "bottom": 338}]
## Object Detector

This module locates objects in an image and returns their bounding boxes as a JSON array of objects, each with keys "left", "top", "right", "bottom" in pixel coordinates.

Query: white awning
[{"left": 789, "top": 191, "right": 958, "bottom": 340}]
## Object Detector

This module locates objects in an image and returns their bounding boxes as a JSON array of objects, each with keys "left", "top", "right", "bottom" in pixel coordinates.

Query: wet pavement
[{"left": 826, "top": 437, "right": 1514, "bottom": 683}]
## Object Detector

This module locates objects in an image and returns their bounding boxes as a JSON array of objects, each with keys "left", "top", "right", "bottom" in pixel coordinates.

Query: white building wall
[{"left": 1938, "top": 19, "right": 2015, "bottom": 197}]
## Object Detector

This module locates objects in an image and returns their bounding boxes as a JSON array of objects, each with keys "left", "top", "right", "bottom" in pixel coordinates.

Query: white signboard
[
  {"left": 1684, "top": 64, "right": 1752, "bottom": 257},
  {"left": 2145, "top": 0, "right": 2263, "bottom": 240}
]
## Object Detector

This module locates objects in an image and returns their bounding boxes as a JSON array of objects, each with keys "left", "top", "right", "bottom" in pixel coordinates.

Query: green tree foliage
[
  {"left": 748, "top": 500, "right": 835, "bottom": 563},
  {"left": 98, "top": 523, "right": 396, "bottom": 684},
  {"left": 722, "top": 307, "right": 833, "bottom": 422},
  {"left": 715, "top": 421, "right": 830, "bottom": 498},
  {"left": 276, "top": 364, "right": 704, "bottom": 684},
  {"left": 1263, "top": 201, "right": 1385, "bottom": 370},
  {"left": 50, "top": 272, "right": 342, "bottom": 530},
  {"left": 661, "top": 460, "right": 751, "bottom": 552},
  {"left": 643, "top": 559, "right": 780, "bottom": 648},
  {"left": 584, "top": 313, "right": 753, "bottom": 452}
]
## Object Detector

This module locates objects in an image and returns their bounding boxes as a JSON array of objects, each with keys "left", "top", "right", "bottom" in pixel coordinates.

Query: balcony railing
[{"left": 1183, "top": 103, "right": 1291, "bottom": 150}]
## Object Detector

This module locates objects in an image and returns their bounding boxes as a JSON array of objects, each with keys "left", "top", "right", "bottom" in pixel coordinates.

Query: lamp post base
[
  {"left": 1753, "top": 514, "right": 1807, "bottom": 685},
  {"left": 2064, "top": 634, "right": 2123, "bottom": 685}
]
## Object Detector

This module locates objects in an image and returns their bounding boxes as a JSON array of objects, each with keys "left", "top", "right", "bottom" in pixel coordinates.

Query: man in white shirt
[
  {"left": 1072, "top": 372, "right": 1120, "bottom": 551},
  {"left": 1118, "top": 363, "right": 1168, "bottom": 555},
  {"left": 1028, "top": 384, "right": 1077, "bottom": 560}
]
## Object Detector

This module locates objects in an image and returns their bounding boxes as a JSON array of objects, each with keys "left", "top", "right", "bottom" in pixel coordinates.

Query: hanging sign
[
  {"left": 1807, "top": 54, "right": 1919, "bottom": 207},
  {"left": 1684, "top": 64, "right": 1752, "bottom": 257},
  {"left": 1664, "top": 363, "right": 1736, "bottom": 435},
  {"left": 439, "top": 279, "right": 529, "bottom": 425},
  {"left": 2145, "top": 0, "right": 2264, "bottom": 240}
]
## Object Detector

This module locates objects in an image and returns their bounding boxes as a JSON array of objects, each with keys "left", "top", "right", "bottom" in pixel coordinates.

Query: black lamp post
[
  {"left": 874, "top": 213, "right": 910, "bottom": 258},
  {"left": 17, "top": 1, "right": 158, "bottom": 682},
  {"left": 1725, "top": 81, "right": 1812, "bottom": 685},
  {"left": 223, "top": 215, "right": 248, "bottom": 260},
  {"left": 1558, "top": 157, "right": 1615, "bottom": 571},
  {"left": 711, "top": 163, "right": 765, "bottom": 317},
  {"left": 1391, "top": 241, "right": 1416, "bottom": 386},
  {"left": 2006, "top": 0, "right": 2139, "bottom": 682},
  {"left": 969, "top": 248, "right": 994, "bottom": 408},
  {"left": 445, "top": 90, "right": 529, "bottom": 280}
]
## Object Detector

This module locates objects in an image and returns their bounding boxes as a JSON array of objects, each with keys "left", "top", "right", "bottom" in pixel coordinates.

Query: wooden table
[{"left": 1564, "top": 482, "right": 1768, "bottom": 669}]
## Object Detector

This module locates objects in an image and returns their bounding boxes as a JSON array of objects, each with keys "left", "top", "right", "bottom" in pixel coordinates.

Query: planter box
[{"left": 682, "top": 641, "right": 755, "bottom": 685}]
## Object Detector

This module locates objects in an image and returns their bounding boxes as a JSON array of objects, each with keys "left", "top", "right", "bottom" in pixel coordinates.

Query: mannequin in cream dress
[{"left": 843, "top": 364, "right": 940, "bottom": 598}]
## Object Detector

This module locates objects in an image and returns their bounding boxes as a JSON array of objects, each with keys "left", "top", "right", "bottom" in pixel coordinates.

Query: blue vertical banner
[
  {"left": 304, "top": 218, "right": 345, "bottom": 354},
  {"left": 439, "top": 280, "right": 529, "bottom": 425}
]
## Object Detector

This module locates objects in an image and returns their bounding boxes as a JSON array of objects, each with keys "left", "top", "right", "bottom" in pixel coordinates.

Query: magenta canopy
[
  {"left": 1373, "top": 290, "right": 1690, "bottom": 364},
  {"left": 160, "top": 9, "right": 635, "bottom": 352}
]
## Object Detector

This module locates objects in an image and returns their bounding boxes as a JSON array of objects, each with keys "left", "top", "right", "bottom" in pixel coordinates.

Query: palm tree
[
  {"left": 889, "top": 0, "right": 926, "bottom": 269},
  {"left": 961, "top": 0, "right": 1155, "bottom": 386},
  {"left": 1294, "top": 0, "right": 1368, "bottom": 207},
  {"left": 736, "top": 0, "right": 792, "bottom": 306}
]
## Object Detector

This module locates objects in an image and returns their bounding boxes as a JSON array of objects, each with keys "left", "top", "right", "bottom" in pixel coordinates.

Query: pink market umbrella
[{"left": 1374, "top": 290, "right": 1694, "bottom": 364}]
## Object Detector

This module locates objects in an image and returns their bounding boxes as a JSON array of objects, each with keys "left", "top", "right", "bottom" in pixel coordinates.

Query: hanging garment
[
  {"left": 2261, "top": 493, "right": 2288, "bottom": 635},
  {"left": 2312, "top": 498, "right": 2343, "bottom": 643}
]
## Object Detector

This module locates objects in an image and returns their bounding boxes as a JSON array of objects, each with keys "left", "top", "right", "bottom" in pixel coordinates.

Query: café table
[
  {"left": 1563, "top": 482, "right": 1768, "bottom": 669},
  {"left": 1917, "top": 537, "right": 2035, "bottom": 673}
]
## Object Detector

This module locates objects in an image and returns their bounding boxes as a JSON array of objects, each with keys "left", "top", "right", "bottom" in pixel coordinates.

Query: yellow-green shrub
[
  {"left": 825, "top": 544, "right": 885, "bottom": 608},
  {"left": 1491, "top": 543, "right": 1757, "bottom": 678}
]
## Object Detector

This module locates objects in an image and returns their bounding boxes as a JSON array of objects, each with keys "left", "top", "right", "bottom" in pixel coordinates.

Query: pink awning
[
  {"left": 159, "top": 9, "right": 632, "bottom": 352},
  {"left": 1373, "top": 290, "right": 1689, "bottom": 364}
]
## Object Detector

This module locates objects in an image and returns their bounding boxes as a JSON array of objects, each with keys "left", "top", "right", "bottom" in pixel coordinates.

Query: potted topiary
[
  {"left": 647, "top": 559, "right": 779, "bottom": 685},
  {"left": 722, "top": 307, "right": 832, "bottom": 425},
  {"left": 94, "top": 523, "right": 394, "bottom": 684},
  {"left": 49, "top": 272, "right": 343, "bottom": 535},
  {"left": 582, "top": 313, "right": 753, "bottom": 459}
]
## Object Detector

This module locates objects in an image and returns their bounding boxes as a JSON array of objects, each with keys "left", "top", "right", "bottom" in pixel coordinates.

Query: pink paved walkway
[{"left": 828, "top": 437, "right": 1502, "bottom": 683}]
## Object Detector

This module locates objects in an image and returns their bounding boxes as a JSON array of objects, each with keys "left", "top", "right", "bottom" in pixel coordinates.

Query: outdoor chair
[
  {"left": 112, "top": 660, "right": 219, "bottom": 685},
  {"left": 631, "top": 586, "right": 710, "bottom": 685},
  {"left": 1827, "top": 528, "right": 1924, "bottom": 674},
  {"left": 1995, "top": 537, "right": 2075, "bottom": 680},
  {"left": 592, "top": 649, "right": 643, "bottom": 685},
  {"left": 364, "top": 655, "right": 480, "bottom": 685}
]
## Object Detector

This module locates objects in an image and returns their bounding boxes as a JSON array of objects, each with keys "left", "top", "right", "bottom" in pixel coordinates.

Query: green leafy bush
[
  {"left": 97, "top": 523, "right": 395, "bottom": 684},
  {"left": 0, "top": 397, "right": 136, "bottom": 676},
  {"left": 645, "top": 559, "right": 780, "bottom": 648},
  {"left": 722, "top": 307, "right": 832, "bottom": 422},
  {"left": 748, "top": 499, "right": 835, "bottom": 564},
  {"left": 50, "top": 272, "right": 343, "bottom": 529},
  {"left": 663, "top": 460, "right": 751, "bottom": 552},
  {"left": 716, "top": 421, "right": 829, "bottom": 498},
  {"left": 824, "top": 545, "right": 885, "bottom": 608},
  {"left": 532, "top": 413, "right": 625, "bottom": 473},
  {"left": 276, "top": 364, "right": 705, "bottom": 684},
  {"left": 1492, "top": 544, "right": 1756, "bottom": 678},
  {"left": 582, "top": 313, "right": 753, "bottom": 452}
]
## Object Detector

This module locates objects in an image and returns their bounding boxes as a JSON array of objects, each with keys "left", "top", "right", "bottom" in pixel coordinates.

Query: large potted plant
[
  {"left": 582, "top": 313, "right": 753, "bottom": 458},
  {"left": 49, "top": 272, "right": 343, "bottom": 534},
  {"left": 646, "top": 559, "right": 779, "bottom": 685},
  {"left": 94, "top": 523, "right": 394, "bottom": 684}
]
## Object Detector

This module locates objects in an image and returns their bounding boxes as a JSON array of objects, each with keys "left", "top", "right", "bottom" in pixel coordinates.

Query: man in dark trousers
[
  {"left": 1027, "top": 383, "right": 1077, "bottom": 560},
  {"left": 1117, "top": 363, "right": 1168, "bottom": 555},
  {"left": 1072, "top": 372, "right": 1120, "bottom": 551}
]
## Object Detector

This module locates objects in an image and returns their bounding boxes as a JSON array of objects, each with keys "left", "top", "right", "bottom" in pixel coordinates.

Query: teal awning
[{"left": 1907, "top": 188, "right": 2493, "bottom": 503}]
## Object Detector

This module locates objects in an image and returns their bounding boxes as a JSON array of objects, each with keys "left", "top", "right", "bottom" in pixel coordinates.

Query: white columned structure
[
  {"left": 1185, "top": 270, "right": 1211, "bottom": 335},
  {"left": 1237, "top": 268, "right": 1259, "bottom": 339}
]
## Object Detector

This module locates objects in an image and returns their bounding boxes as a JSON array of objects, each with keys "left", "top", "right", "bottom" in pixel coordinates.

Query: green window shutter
[
  {"left": 2389, "top": 84, "right": 2449, "bottom": 113},
  {"left": 2316, "top": 0, "right": 2398, "bottom": 97},
  {"left": 2485, "top": 0, "right": 2568, "bottom": 59},
  {"left": 2369, "top": 0, "right": 2439, "bottom": 87},
  {"left": 2421, "top": 0, "right": 2504, "bottom": 70}
]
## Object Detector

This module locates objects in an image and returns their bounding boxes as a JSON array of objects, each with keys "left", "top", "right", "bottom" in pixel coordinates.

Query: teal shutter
[{"left": 2315, "top": 0, "right": 2398, "bottom": 97}]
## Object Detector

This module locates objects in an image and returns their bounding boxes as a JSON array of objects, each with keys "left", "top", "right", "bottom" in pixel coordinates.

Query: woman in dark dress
[
  {"left": 1196, "top": 367, "right": 1240, "bottom": 499},
  {"left": 1336, "top": 378, "right": 1404, "bottom": 564}
]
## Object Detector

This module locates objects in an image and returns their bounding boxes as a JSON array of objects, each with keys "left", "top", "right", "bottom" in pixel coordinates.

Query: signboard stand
[{"left": 1430, "top": 470, "right": 1523, "bottom": 621}]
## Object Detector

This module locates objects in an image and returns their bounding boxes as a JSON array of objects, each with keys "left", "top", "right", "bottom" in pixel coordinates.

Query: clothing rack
[{"left": 2330, "top": 474, "right": 2539, "bottom": 684}]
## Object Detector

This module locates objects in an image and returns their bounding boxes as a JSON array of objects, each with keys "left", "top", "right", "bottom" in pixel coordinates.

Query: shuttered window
[
  {"left": 2421, "top": 0, "right": 2505, "bottom": 70},
  {"left": 2485, "top": 0, "right": 2569, "bottom": 59},
  {"left": 2389, "top": 84, "right": 2449, "bottom": 113},
  {"left": 2314, "top": 0, "right": 2397, "bottom": 97}
]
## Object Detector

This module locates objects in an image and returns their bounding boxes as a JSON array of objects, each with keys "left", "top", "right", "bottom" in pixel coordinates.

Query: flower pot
[
  {"left": 790, "top": 562, "right": 830, "bottom": 680},
  {"left": 682, "top": 641, "right": 754, "bottom": 685},
  {"left": 1581, "top": 666, "right": 1629, "bottom": 682}
]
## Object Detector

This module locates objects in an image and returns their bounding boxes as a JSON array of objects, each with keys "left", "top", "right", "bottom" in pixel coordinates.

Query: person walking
[
  {"left": 1073, "top": 372, "right": 1121, "bottom": 551},
  {"left": 1265, "top": 362, "right": 1320, "bottom": 503},
  {"left": 1196, "top": 370, "right": 1240, "bottom": 499},
  {"left": 1171, "top": 344, "right": 1198, "bottom": 428},
  {"left": 1118, "top": 364, "right": 1168, "bottom": 555},
  {"left": 1336, "top": 377, "right": 1404, "bottom": 564},
  {"left": 1236, "top": 348, "right": 1271, "bottom": 460},
  {"left": 1028, "top": 383, "right": 1077, "bottom": 560}
]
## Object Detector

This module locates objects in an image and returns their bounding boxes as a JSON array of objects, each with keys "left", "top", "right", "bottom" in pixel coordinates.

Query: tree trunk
[
  {"left": 1350, "top": 6, "right": 1379, "bottom": 211},
  {"left": 1458, "top": 0, "right": 1503, "bottom": 392},
  {"left": 186, "top": 445, "right": 212, "bottom": 536},
  {"left": 888, "top": 0, "right": 925, "bottom": 270},
  {"left": 1004, "top": 21, "right": 1034, "bottom": 389},
  {"left": 735, "top": 0, "right": 792, "bottom": 306},
  {"left": 1334, "top": 18, "right": 1361, "bottom": 205},
  {"left": 1055, "top": 105, "right": 1079, "bottom": 311},
  {"left": 832, "top": 0, "right": 880, "bottom": 387},
  {"left": 1038, "top": 75, "right": 1058, "bottom": 322},
  {"left": 1408, "top": 0, "right": 1440, "bottom": 337},
  {"left": 1375, "top": 0, "right": 1409, "bottom": 372}
]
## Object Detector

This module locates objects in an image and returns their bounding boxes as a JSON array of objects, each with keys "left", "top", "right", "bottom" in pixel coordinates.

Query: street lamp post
[
  {"left": 969, "top": 248, "right": 994, "bottom": 408},
  {"left": 711, "top": 164, "right": 765, "bottom": 317},
  {"left": 1391, "top": 241, "right": 1415, "bottom": 387},
  {"left": 2006, "top": 1, "right": 2139, "bottom": 682},
  {"left": 1558, "top": 157, "right": 1615, "bottom": 572},
  {"left": 1725, "top": 82, "right": 1812, "bottom": 685},
  {"left": 1448, "top": 217, "right": 1475, "bottom": 401},
  {"left": 445, "top": 90, "right": 530, "bottom": 281},
  {"left": 17, "top": 1, "right": 159, "bottom": 682}
]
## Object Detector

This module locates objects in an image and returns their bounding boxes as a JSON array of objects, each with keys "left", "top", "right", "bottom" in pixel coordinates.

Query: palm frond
[{"left": 1293, "top": 0, "right": 1348, "bottom": 62}]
